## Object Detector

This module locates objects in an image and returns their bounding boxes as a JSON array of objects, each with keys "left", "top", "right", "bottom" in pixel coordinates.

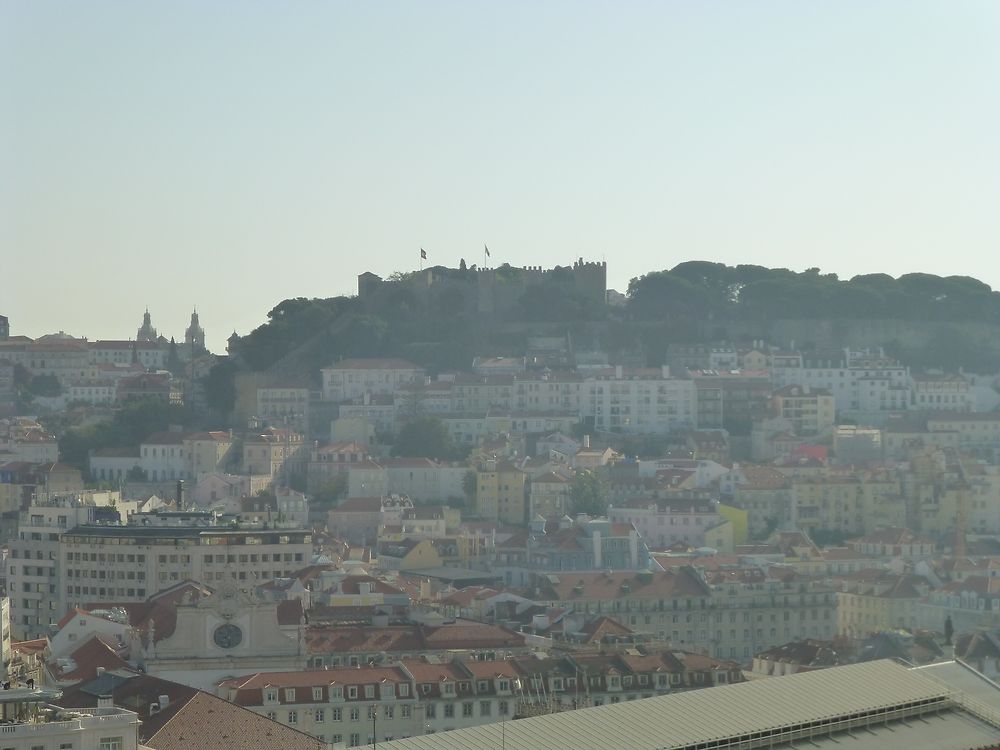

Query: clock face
[{"left": 213, "top": 623, "right": 243, "bottom": 649}]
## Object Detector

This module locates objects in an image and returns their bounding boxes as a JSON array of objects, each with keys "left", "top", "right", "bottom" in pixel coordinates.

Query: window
[
  {"left": 401, "top": 705, "right": 411, "bottom": 718},
  {"left": 350, "top": 707, "right": 360, "bottom": 721},
  {"left": 350, "top": 733, "right": 360, "bottom": 746},
  {"left": 499, "top": 700, "right": 509, "bottom": 715},
  {"left": 462, "top": 702, "right": 474, "bottom": 717},
  {"left": 348, "top": 686, "right": 358, "bottom": 699},
  {"left": 287, "top": 710, "right": 298, "bottom": 724},
  {"left": 480, "top": 701, "right": 491, "bottom": 716},
  {"left": 425, "top": 704, "right": 437, "bottom": 719},
  {"left": 266, "top": 711, "right": 276, "bottom": 720},
  {"left": 332, "top": 707, "right": 342, "bottom": 721},
  {"left": 316, "top": 708, "right": 325, "bottom": 722},
  {"left": 444, "top": 703, "right": 455, "bottom": 718},
  {"left": 284, "top": 689, "right": 295, "bottom": 702},
  {"left": 99, "top": 740, "right": 124, "bottom": 750},
  {"left": 313, "top": 687, "right": 323, "bottom": 701},
  {"left": 265, "top": 689, "right": 277, "bottom": 703}
]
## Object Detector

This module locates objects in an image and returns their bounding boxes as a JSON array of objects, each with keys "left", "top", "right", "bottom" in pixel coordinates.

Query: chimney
[
  {"left": 158, "top": 694, "right": 169, "bottom": 709},
  {"left": 583, "top": 435, "right": 591, "bottom": 449},
  {"left": 97, "top": 695, "right": 114, "bottom": 709},
  {"left": 96, "top": 666, "right": 106, "bottom": 677}
]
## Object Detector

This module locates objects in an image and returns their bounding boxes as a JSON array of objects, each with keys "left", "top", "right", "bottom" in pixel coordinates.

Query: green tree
[
  {"left": 201, "top": 360, "right": 237, "bottom": 417},
  {"left": 393, "top": 416, "right": 463, "bottom": 461},
  {"left": 29, "top": 374, "right": 62, "bottom": 397},
  {"left": 312, "top": 475, "right": 348, "bottom": 508},
  {"left": 570, "top": 471, "right": 607, "bottom": 517},
  {"left": 462, "top": 470, "right": 478, "bottom": 507}
]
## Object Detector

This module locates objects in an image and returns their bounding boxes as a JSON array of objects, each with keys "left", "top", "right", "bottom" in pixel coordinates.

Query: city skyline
[{"left": 5, "top": 1, "right": 1000, "bottom": 350}]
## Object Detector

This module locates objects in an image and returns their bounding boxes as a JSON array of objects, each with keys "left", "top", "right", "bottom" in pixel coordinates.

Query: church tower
[
  {"left": 185, "top": 308, "right": 206, "bottom": 352},
  {"left": 136, "top": 309, "right": 157, "bottom": 342}
]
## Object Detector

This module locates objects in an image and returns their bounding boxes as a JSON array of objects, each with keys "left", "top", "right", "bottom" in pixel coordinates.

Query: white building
[
  {"left": 580, "top": 366, "right": 696, "bottom": 435},
  {"left": 0, "top": 687, "right": 139, "bottom": 750},
  {"left": 771, "top": 348, "right": 909, "bottom": 414},
  {"left": 321, "top": 359, "right": 424, "bottom": 403},
  {"left": 7, "top": 493, "right": 124, "bottom": 638},
  {"left": 56, "top": 512, "right": 312, "bottom": 623}
]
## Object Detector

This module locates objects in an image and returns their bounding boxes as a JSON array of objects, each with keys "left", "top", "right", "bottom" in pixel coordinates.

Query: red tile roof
[{"left": 147, "top": 691, "right": 325, "bottom": 750}]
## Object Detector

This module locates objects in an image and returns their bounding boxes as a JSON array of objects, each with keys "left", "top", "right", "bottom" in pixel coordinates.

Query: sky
[{"left": 3, "top": 1, "right": 999, "bottom": 352}]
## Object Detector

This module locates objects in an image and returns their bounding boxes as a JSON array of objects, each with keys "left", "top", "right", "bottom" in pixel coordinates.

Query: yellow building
[
  {"left": 703, "top": 518, "right": 735, "bottom": 554},
  {"left": 791, "top": 473, "right": 903, "bottom": 535},
  {"left": 476, "top": 459, "right": 527, "bottom": 525},
  {"left": 717, "top": 504, "right": 748, "bottom": 546},
  {"left": 836, "top": 573, "right": 928, "bottom": 639}
]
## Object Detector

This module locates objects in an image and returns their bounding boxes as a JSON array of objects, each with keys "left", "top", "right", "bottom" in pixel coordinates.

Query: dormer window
[
  {"left": 348, "top": 686, "right": 358, "bottom": 699},
  {"left": 478, "top": 681, "right": 489, "bottom": 692},
  {"left": 284, "top": 688, "right": 296, "bottom": 702},
  {"left": 499, "top": 680, "right": 509, "bottom": 691},
  {"left": 265, "top": 690, "right": 278, "bottom": 704},
  {"left": 443, "top": 682, "right": 455, "bottom": 695}
]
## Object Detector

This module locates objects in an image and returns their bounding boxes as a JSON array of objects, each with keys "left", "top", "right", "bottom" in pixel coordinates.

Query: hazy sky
[{"left": 4, "top": 1, "right": 999, "bottom": 351}]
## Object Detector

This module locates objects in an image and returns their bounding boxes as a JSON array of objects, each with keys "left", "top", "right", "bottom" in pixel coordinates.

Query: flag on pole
[
  {"left": 420, "top": 248, "right": 427, "bottom": 260},
  {"left": 484, "top": 244, "right": 491, "bottom": 258}
]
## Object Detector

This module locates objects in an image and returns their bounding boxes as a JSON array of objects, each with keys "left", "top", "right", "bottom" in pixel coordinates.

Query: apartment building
[
  {"left": 321, "top": 359, "right": 424, "bottom": 403},
  {"left": 257, "top": 384, "right": 311, "bottom": 434},
  {"left": 580, "top": 366, "right": 696, "bottom": 435},
  {"left": 512, "top": 372, "right": 584, "bottom": 413},
  {"left": 789, "top": 473, "right": 904, "bottom": 536},
  {"left": 528, "top": 471, "right": 573, "bottom": 518},
  {"left": 7, "top": 493, "right": 123, "bottom": 638},
  {"left": 60, "top": 512, "right": 313, "bottom": 619},
  {"left": 911, "top": 372, "right": 971, "bottom": 412},
  {"left": 771, "top": 348, "right": 909, "bottom": 414},
  {"left": 219, "top": 648, "right": 742, "bottom": 746},
  {"left": 88, "top": 340, "right": 167, "bottom": 370},
  {"left": 771, "top": 385, "right": 836, "bottom": 436},
  {"left": 608, "top": 495, "right": 727, "bottom": 550},
  {"left": 836, "top": 571, "right": 930, "bottom": 639},
  {"left": 532, "top": 566, "right": 837, "bottom": 662},
  {"left": 243, "top": 427, "right": 306, "bottom": 481},
  {"left": 0, "top": 686, "right": 139, "bottom": 750},
  {"left": 475, "top": 458, "right": 527, "bottom": 525}
]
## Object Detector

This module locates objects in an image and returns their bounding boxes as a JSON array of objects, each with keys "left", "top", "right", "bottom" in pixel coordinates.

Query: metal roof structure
[{"left": 375, "top": 660, "right": 999, "bottom": 750}]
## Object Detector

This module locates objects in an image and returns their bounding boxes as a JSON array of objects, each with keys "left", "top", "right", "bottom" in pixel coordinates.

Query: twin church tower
[{"left": 136, "top": 308, "right": 206, "bottom": 352}]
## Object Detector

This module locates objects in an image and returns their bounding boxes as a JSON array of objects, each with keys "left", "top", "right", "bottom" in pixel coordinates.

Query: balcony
[{"left": 0, "top": 689, "right": 137, "bottom": 740}]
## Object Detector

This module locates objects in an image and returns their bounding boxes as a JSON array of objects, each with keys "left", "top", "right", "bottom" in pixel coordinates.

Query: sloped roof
[{"left": 146, "top": 691, "right": 325, "bottom": 750}]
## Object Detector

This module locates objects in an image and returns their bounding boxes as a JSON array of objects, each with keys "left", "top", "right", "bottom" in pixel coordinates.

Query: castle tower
[
  {"left": 136, "top": 308, "right": 157, "bottom": 342},
  {"left": 185, "top": 308, "right": 206, "bottom": 352}
]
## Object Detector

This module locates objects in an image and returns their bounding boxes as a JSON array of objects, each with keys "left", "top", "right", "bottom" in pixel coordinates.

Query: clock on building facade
[{"left": 213, "top": 623, "right": 243, "bottom": 649}]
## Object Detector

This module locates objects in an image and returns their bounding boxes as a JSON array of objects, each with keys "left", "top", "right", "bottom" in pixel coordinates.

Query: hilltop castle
[{"left": 358, "top": 258, "right": 607, "bottom": 317}]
